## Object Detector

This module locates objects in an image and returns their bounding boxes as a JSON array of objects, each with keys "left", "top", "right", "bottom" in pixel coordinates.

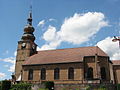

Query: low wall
[{"left": 54, "top": 83, "right": 116, "bottom": 90}]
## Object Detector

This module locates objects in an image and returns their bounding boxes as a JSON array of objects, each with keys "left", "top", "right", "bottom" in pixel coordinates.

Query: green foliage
[
  {"left": 117, "top": 84, "right": 120, "bottom": 90},
  {"left": 38, "top": 88, "right": 48, "bottom": 90},
  {"left": 1, "top": 80, "right": 11, "bottom": 90},
  {"left": 62, "top": 88, "right": 66, "bottom": 90},
  {"left": 96, "top": 88, "right": 107, "bottom": 90},
  {"left": 86, "top": 85, "right": 91, "bottom": 90},
  {"left": 0, "top": 81, "right": 1, "bottom": 90},
  {"left": 42, "top": 81, "right": 54, "bottom": 90},
  {"left": 10, "top": 82, "right": 31, "bottom": 90},
  {"left": 0, "top": 85, "right": 1, "bottom": 90},
  {"left": 98, "top": 84, "right": 107, "bottom": 90},
  {"left": 99, "top": 84, "right": 106, "bottom": 88}
]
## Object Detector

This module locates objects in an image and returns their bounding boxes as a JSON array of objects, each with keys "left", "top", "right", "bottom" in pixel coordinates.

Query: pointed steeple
[
  {"left": 21, "top": 5, "right": 35, "bottom": 42},
  {"left": 27, "top": 5, "right": 32, "bottom": 25},
  {"left": 15, "top": 3, "right": 37, "bottom": 81}
]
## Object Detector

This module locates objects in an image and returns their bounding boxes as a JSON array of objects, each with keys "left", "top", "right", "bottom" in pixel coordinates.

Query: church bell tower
[{"left": 15, "top": 9, "right": 37, "bottom": 80}]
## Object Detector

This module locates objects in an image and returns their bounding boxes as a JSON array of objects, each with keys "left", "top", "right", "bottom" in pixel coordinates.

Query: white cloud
[
  {"left": 39, "top": 12, "right": 108, "bottom": 50},
  {"left": 40, "top": 40, "right": 61, "bottom": 50},
  {"left": 43, "top": 25, "right": 57, "bottom": 41},
  {"left": 37, "top": 46, "right": 41, "bottom": 51},
  {"left": 14, "top": 51, "right": 17, "bottom": 57},
  {"left": 59, "top": 12, "right": 108, "bottom": 44},
  {"left": 49, "top": 18, "right": 56, "bottom": 22},
  {"left": 0, "top": 57, "right": 15, "bottom": 64},
  {"left": 0, "top": 57, "right": 16, "bottom": 72},
  {"left": 8, "top": 64, "right": 15, "bottom": 72},
  {"left": 97, "top": 37, "right": 120, "bottom": 60},
  {"left": 37, "top": 20, "right": 45, "bottom": 27},
  {"left": 0, "top": 72, "right": 6, "bottom": 79}
]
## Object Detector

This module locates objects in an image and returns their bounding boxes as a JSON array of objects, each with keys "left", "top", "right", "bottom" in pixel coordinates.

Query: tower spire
[
  {"left": 21, "top": 3, "right": 35, "bottom": 42},
  {"left": 27, "top": 3, "right": 32, "bottom": 25}
]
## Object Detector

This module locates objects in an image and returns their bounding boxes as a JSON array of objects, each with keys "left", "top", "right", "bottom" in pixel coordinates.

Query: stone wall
[
  {"left": 113, "top": 65, "right": 120, "bottom": 84},
  {"left": 54, "top": 83, "right": 116, "bottom": 90},
  {"left": 22, "top": 62, "right": 83, "bottom": 83}
]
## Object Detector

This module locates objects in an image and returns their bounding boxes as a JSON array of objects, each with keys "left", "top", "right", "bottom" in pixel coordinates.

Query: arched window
[
  {"left": 100, "top": 67, "right": 106, "bottom": 80},
  {"left": 41, "top": 68, "right": 46, "bottom": 80},
  {"left": 68, "top": 67, "right": 74, "bottom": 79},
  {"left": 87, "top": 67, "right": 93, "bottom": 80},
  {"left": 28, "top": 69, "right": 33, "bottom": 80},
  {"left": 54, "top": 68, "right": 60, "bottom": 80}
]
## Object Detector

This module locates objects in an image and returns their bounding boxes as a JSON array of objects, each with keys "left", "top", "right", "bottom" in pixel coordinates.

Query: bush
[
  {"left": 38, "top": 88, "right": 48, "bottom": 90},
  {"left": 1, "top": 80, "right": 11, "bottom": 90},
  {"left": 0, "top": 85, "right": 1, "bottom": 90},
  {"left": 0, "top": 81, "right": 1, "bottom": 90},
  {"left": 10, "top": 82, "right": 31, "bottom": 90},
  {"left": 117, "top": 84, "right": 120, "bottom": 90},
  {"left": 42, "top": 81, "right": 54, "bottom": 90},
  {"left": 86, "top": 85, "right": 92, "bottom": 90}
]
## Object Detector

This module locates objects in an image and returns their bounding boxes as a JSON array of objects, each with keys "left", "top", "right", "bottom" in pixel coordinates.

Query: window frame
[
  {"left": 41, "top": 68, "right": 46, "bottom": 80},
  {"left": 54, "top": 68, "right": 60, "bottom": 80},
  {"left": 100, "top": 67, "right": 106, "bottom": 80},
  {"left": 86, "top": 67, "right": 93, "bottom": 80},
  {"left": 68, "top": 67, "right": 74, "bottom": 80},
  {"left": 28, "top": 69, "right": 33, "bottom": 80}
]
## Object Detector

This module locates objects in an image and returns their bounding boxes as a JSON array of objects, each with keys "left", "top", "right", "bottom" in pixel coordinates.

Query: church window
[
  {"left": 41, "top": 68, "right": 46, "bottom": 80},
  {"left": 68, "top": 67, "right": 74, "bottom": 79},
  {"left": 86, "top": 67, "right": 93, "bottom": 80},
  {"left": 54, "top": 68, "right": 60, "bottom": 80},
  {"left": 100, "top": 67, "right": 106, "bottom": 80},
  {"left": 28, "top": 69, "right": 33, "bottom": 80}
]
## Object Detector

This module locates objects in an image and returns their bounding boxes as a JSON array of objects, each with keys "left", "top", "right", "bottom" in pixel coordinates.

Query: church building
[{"left": 15, "top": 11, "right": 120, "bottom": 89}]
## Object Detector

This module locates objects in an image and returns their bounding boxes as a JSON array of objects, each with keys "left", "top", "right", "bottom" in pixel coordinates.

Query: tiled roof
[
  {"left": 112, "top": 60, "right": 120, "bottom": 65},
  {"left": 23, "top": 46, "right": 108, "bottom": 65}
]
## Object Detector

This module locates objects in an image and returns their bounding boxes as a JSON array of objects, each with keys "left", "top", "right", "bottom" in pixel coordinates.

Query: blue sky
[{"left": 0, "top": 0, "right": 120, "bottom": 80}]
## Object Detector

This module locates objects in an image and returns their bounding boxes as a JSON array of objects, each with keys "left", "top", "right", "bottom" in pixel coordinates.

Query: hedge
[
  {"left": 42, "top": 81, "right": 54, "bottom": 90},
  {"left": 10, "top": 83, "right": 32, "bottom": 90},
  {"left": 1, "top": 80, "right": 11, "bottom": 90}
]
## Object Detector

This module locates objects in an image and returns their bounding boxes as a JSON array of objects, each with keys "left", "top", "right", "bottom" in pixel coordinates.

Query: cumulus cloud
[
  {"left": 37, "top": 20, "right": 45, "bottom": 27},
  {"left": 0, "top": 57, "right": 15, "bottom": 72},
  {"left": 14, "top": 51, "right": 17, "bottom": 57},
  {"left": 59, "top": 12, "right": 108, "bottom": 44},
  {"left": 97, "top": 37, "right": 120, "bottom": 60},
  {"left": 43, "top": 25, "right": 57, "bottom": 41},
  {"left": 0, "top": 72, "right": 6, "bottom": 79},
  {"left": 40, "top": 40, "right": 61, "bottom": 50},
  {"left": 39, "top": 12, "right": 108, "bottom": 50},
  {"left": 0, "top": 57, "right": 15, "bottom": 64},
  {"left": 8, "top": 64, "right": 15, "bottom": 72}
]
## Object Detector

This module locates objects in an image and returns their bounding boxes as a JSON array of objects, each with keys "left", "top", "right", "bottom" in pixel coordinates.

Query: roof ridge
[{"left": 37, "top": 46, "right": 97, "bottom": 52}]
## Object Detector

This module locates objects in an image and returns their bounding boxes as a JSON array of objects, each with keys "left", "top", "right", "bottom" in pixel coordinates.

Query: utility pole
[{"left": 112, "top": 36, "right": 120, "bottom": 48}]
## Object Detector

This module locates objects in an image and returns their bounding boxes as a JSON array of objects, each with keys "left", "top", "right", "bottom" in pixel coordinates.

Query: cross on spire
[{"left": 27, "top": 3, "right": 32, "bottom": 25}]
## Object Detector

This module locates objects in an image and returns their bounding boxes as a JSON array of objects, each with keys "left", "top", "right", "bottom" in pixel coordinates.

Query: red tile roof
[
  {"left": 23, "top": 46, "right": 108, "bottom": 65},
  {"left": 112, "top": 60, "right": 120, "bottom": 65}
]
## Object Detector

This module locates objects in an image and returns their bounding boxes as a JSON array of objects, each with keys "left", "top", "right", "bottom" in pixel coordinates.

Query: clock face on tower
[
  {"left": 32, "top": 44, "right": 35, "bottom": 49},
  {"left": 21, "top": 43, "right": 26, "bottom": 49}
]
